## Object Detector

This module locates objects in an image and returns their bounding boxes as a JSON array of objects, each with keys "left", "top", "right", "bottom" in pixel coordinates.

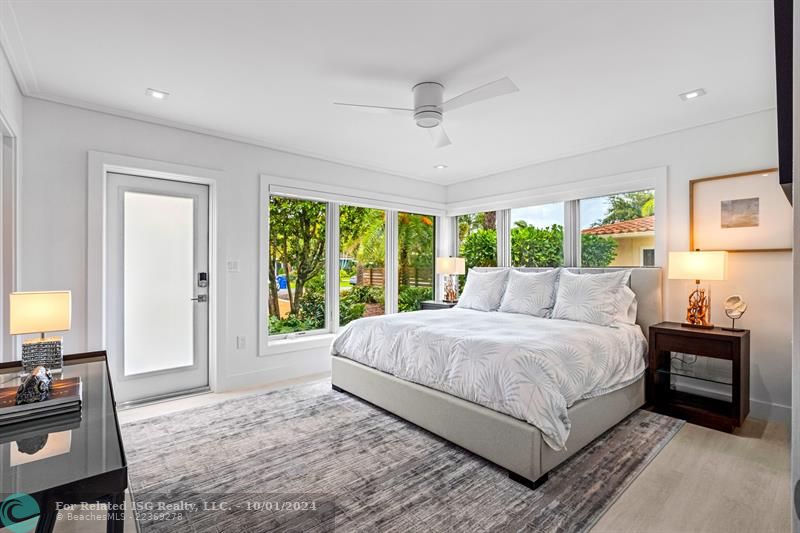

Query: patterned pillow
[
  {"left": 498, "top": 268, "right": 561, "bottom": 317},
  {"left": 552, "top": 270, "right": 632, "bottom": 326},
  {"left": 456, "top": 269, "right": 509, "bottom": 311}
]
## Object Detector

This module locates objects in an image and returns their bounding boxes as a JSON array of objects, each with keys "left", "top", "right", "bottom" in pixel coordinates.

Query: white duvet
[{"left": 331, "top": 308, "right": 647, "bottom": 450}]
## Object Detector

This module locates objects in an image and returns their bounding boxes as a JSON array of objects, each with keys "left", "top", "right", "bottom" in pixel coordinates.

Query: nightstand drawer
[{"left": 653, "top": 332, "right": 733, "bottom": 359}]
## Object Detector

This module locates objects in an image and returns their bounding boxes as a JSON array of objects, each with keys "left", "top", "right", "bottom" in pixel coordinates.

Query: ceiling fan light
[{"left": 414, "top": 110, "right": 442, "bottom": 128}]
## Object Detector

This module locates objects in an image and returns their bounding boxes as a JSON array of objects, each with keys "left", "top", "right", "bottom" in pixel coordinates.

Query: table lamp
[
  {"left": 10, "top": 291, "right": 72, "bottom": 372},
  {"left": 668, "top": 251, "right": 727, "bottom": 329},
  {"left": 436, "top": 257, "right": 466, "bottom": 303}
]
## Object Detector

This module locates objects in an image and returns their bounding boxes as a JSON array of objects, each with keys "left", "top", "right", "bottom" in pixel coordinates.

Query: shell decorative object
[{"left": 723, "top": 295, "right": 747, "bottom": 331}]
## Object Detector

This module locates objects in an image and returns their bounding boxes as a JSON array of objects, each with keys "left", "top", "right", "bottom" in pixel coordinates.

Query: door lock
[
  {"left": 198, "top": 272, "right": 208, "bottom": 288},
  {"left": 190, "top": 295, "right": 208, "bottom": 302}
]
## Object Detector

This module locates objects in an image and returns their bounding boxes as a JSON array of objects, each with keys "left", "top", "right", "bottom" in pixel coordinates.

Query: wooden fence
[{"left": 356, "top": 266, "right": 433, "bottom": 288}]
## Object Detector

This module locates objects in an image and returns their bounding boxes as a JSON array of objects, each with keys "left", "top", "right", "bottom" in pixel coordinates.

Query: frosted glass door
[
  {"left": 123, "top": 192, "right": 194, "bottom": 375},
  {"left": 107, "top": 173, "right": 209, "bottom": 403}
]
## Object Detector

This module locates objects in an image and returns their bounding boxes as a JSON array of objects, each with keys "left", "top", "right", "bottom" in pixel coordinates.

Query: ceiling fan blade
[
  {"left": 428, "top": 125, "right": 452, "bottom": 148},
  {"left": 333, "top": 102, "right": 412, "bottom": 115},
  {"left": 441, "top": 77, "right": 519, "bottom": 112}
]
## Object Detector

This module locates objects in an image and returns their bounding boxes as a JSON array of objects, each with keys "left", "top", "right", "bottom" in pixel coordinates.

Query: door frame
[{"left": 88, "top": 151, "right": 220, "bottom": 393}]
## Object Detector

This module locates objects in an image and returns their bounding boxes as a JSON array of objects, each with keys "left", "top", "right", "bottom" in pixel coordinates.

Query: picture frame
[{"left": 689, "top": 168, "right": 792, "bottom": 252}]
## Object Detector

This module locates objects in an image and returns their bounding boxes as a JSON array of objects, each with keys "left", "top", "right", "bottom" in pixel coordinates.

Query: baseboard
[{"left": 674, "top": 380, "right": 791, "bottom": 425}]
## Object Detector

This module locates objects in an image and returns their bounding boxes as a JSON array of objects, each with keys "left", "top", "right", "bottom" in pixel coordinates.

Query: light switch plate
[{"left": 227, "top": 260, "right": 240, "bottom": 272}]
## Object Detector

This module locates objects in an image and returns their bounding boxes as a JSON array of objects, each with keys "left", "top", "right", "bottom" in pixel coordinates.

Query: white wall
[
  {"left": 449, "top": 109, "right": 791, "bottom": 421},
  {"left": 21, "top": 98, "right": 446, "bottom": 390}
]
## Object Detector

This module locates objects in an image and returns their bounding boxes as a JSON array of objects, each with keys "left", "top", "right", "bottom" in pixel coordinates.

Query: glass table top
[{"left": 0, "top": 354, "right": 125, "bottom": 496}]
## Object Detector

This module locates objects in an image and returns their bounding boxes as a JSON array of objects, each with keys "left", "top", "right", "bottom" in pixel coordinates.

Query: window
[
  {"left": 510, "top": 202, "right": 564, "bottom": 267},
  {"left": 398, "top": 212, "right": 435, "bottom": 312},
  {"left": 457, "top": 211, "right": 498, "bottom": 269},
  {"left": 267, "top": 196, "right": 327, "bottom": 336},
  {"left": 340, "top": 206, "right": 385, "bottom": 326},
  {"left": 642, "top": 248, "right": 655, "bottom": 267},
  {"left": 579, "top": 189, "right": 655, "bottom": 267}
]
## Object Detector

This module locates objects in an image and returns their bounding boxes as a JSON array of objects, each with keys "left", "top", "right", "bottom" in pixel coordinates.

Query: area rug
[{"left": 121, "top": 379, "right": 683, "bottom": 532}]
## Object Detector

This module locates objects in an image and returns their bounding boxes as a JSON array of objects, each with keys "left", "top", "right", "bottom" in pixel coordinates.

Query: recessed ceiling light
[
  {"left": 146, "top": 88, "right": 169, "bottom": 100},
  {"left": 679, "top": 88, "right": 706, "bottom": 101},
  {"left": 434, "top": 164, "right": 448, "bottom": 169}
]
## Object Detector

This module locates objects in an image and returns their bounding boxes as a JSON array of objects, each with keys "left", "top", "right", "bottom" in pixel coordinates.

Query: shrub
[{"left": 399, "top": 286, "right": 432, "bottom": 312}]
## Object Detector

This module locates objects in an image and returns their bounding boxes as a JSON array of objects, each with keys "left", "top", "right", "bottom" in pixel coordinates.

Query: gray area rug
[{"left": 121, "top": 379, "right": 684, "bottom": 532}]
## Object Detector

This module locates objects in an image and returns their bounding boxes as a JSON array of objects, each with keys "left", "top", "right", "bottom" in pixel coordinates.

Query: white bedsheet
[{"left": 331, "top": 308, "right": 647, "bottom": 450}]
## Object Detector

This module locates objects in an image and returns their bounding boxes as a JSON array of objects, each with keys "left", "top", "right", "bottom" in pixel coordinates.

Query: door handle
[{"left": 190, "top": 295, "right": 208, "bottom": 302}]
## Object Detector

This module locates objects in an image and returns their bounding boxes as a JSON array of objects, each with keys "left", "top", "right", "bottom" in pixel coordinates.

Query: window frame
[
  {"left": 448, "top": 167, "right": 666, "bottom": 271},
  {"left": 260, "top": 175, "right": 445, "bottom": 356}
]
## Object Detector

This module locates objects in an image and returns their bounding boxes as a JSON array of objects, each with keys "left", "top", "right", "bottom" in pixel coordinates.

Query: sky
[{"left": 510, "top": 196, "right": 611, "bottom": 229}]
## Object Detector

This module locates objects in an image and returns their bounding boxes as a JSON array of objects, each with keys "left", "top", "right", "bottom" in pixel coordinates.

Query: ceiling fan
[{"left": 333, "top": 77, "right": 519, "bottom": 148}]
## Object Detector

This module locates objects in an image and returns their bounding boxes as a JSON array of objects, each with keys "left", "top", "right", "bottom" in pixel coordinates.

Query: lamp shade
[
  {"left": 10, "top": 291, "right": 72, "bottom": 335},
  {"left": 436, "top": 257, "right": 466, "bottom": 276},
  {"left": 668, "top": 251, "right": 728, "bottom": 281}
]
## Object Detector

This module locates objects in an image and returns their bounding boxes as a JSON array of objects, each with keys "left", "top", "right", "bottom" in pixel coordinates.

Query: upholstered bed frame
[{"left": 331, "top": 267, "right": 662, "bottom": 488}]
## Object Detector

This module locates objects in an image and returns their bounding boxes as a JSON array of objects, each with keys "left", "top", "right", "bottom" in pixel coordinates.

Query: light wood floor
[
  {"left": 49, "top": 374, "right": 791, "bottom": 533},
  {"left": 593, "top": 416, "right": 790, "bottom": 533}
]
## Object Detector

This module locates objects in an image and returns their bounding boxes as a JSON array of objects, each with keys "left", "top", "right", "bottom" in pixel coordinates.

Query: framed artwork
[{"left": 690, "top": 168, "right": 792, "bottom": 252}]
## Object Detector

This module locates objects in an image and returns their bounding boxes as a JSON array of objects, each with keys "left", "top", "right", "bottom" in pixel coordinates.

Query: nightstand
[
  {"left": 420, "top": 300, "right": 457, "bottom": 310},
  {"left": 648, "top": 321, "right": 749, "bottom": 432}
]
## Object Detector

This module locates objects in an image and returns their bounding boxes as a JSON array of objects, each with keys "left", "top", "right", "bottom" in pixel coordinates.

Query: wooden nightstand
[
  {"left": 648, "top": 322, "right": 749, "bottom": 432},
  {"left": 420, "top": 300, "right": 457, "bottom": 310}
]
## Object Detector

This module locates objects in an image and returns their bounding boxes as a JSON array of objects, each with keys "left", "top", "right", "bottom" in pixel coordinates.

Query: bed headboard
[{"left": 472, "top": 267, "right": 663, "bottom": 336}]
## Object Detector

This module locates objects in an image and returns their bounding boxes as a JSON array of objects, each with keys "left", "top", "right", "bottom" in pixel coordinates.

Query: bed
[{"left": 330, "top": 267, "right": 662, "bottom": 488}]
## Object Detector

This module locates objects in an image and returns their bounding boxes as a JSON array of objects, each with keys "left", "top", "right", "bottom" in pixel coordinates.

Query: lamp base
[
  {"left": 680, "top": 322, "right": 715, "bottom": 330},
  {"left": 21, "top": 337, "right": 63, "bottom": 373},
  {"left": 443, "top": 275, "right": 459, "bottom": 304}
]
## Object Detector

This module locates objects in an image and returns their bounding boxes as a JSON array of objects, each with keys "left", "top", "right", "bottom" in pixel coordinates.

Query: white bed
[
  {"left": 331, "top": 267, "right": 662, "bottom": 488},
  {"left": 332, "top": 308, "right": 647, "bottom": 450}
]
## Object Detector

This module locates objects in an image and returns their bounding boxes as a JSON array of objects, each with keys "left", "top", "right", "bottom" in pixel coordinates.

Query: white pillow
[
  {"left": 456, "top": 269, "right": 509, "bottom": 311},
  {"left": 498, "top": 268, "right": 561, "bottom": 318},
  {"left": 552, "top": 270, "right": 632, "bottom": 326},
  {"left": 614, "top": 285, "right": 638, "bottom": 325}
]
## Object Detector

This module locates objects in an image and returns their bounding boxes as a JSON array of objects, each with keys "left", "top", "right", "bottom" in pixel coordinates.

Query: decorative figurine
[
  {"left": 15, "top": 366, "right": 53, "bottom": 405},
  {"left": 723, "top": 295, "right": 748, "bottom": 332}
]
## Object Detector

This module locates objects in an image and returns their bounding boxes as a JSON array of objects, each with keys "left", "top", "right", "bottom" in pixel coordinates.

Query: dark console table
[{"left": 0, "top": 351, "right": 127, "bottom": 532}]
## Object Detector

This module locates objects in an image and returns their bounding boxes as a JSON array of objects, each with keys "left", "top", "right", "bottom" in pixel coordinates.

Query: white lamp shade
[
  {"left": 10, "top": 291, "right": 72, "bottom": 335},
  {"left": 668, "top": 251, "right": 728, "bottom": 281},
  {"left": 436, "top": 257, "right": 466, "bottom": 276}
]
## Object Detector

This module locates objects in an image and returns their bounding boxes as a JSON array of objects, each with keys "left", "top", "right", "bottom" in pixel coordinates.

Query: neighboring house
[{"left": 581, "top": 215, "right": 655, "bottom": 267}]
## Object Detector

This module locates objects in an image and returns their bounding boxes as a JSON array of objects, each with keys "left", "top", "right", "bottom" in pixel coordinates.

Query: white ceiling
[{"left": 2, "top": 1, "right": 776, "bottom": 185}]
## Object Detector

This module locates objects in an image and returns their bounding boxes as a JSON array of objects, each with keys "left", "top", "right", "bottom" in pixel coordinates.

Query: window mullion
[
  {"left": 564, "top": 200, "right": 580, "bottom": 267},
  {"left": 327, "top": 202, "right": 340, "bottom": 331},
  {"left": 385, "top": 210, "right": 399, "bottom": 314},
  {"left": 496, "top": 209, "right": 511, "bottom": 267}
]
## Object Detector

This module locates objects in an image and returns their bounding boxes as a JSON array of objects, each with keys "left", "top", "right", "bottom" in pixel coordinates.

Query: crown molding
[{"left": 0, "top": 1, "right": 39, "bottom": 95}]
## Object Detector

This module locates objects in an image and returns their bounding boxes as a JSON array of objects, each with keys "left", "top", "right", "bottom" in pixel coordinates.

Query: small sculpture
[
  {"left": 15, "top": 366, "right": 53, "bottom": 405},
  {"left": 686, "top": 286, "right": 711, "bottom": 327},
  {"left": 723, "top": 295, "right": 748, "bottom": 331}
]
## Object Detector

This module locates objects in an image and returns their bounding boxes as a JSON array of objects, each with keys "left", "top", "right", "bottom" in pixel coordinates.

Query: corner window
[
  {"left": 267, "top": 196, "right": 327, "bottom": 336},
  {"left": 398, "top": 212, "right": 435, "bottom": 312},
  {"left": 510, "top": 203, "right": 564, "bottom": 267},
  {"left": 579, "top": 190, "right": 655, "bottom": 267},
  {"left": 457, "top": 211, "right": 498, "bottom": 270}
]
